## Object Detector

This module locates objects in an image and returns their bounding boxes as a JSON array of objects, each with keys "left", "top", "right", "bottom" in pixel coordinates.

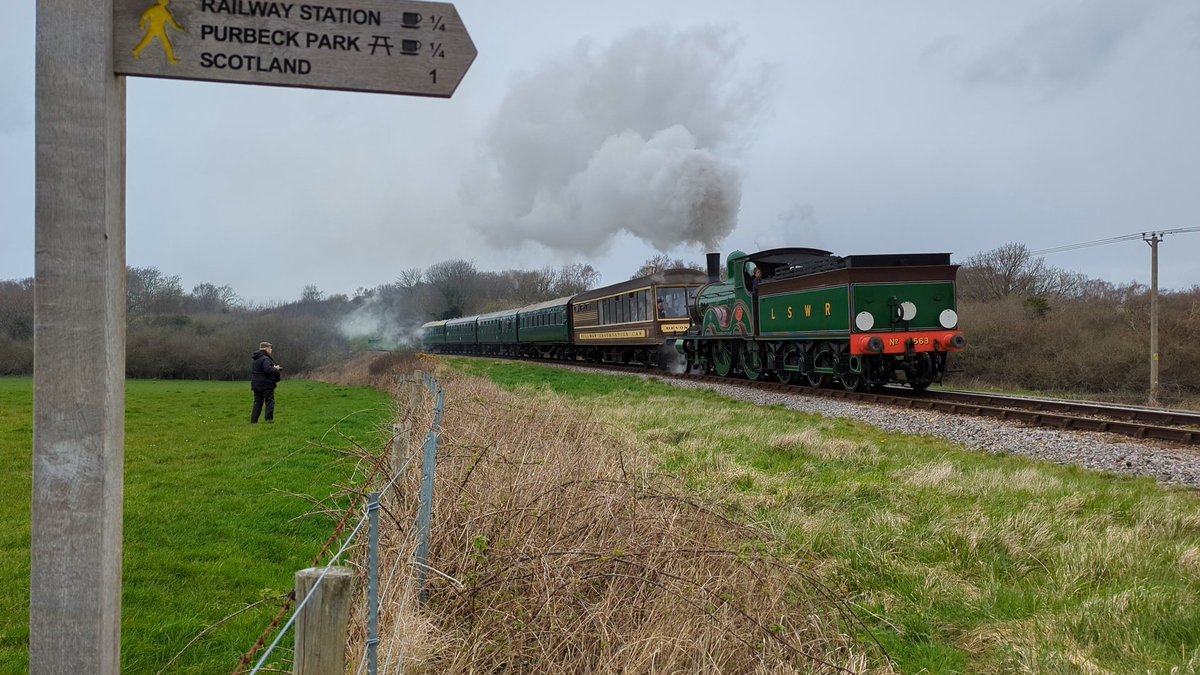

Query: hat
[{"left": 259, "top": 341, "right": 273, "bottom": 349}]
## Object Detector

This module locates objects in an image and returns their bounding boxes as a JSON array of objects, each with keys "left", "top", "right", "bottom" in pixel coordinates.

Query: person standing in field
[{"left": 250, "top": 341, "right": 282, "bottom": 424}]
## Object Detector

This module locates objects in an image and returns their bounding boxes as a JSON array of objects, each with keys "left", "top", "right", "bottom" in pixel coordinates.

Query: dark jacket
[{"left": 250, "top": 350, "right": 281, "bottom": 390}]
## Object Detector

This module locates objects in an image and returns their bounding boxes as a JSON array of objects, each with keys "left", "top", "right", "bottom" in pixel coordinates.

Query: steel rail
[{"left": 517, "top": 359, "right": 1200, "bottom": 446}]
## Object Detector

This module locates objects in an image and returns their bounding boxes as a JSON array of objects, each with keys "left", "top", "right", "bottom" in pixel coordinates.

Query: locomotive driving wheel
[
  {"left": 776, "top": 347, "right": 800, "bottom": 384},
  {"left": 804, "top": 371, "right": 828, "bottom": 388},
  {"left": 840, "top": 372, "right": 867, "bottom": 392},
  {"left": 777, "top": 367, "right": 799, "bottom": 385},
  {"left": 740, "top": 343, "right": 764, "bottom": 381},
  {"left": 712, "top": 341, "right": 734, "bottom": 377}
]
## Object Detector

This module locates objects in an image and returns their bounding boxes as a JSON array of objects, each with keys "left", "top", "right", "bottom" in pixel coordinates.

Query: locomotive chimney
[{"left": 706, "top": 252, "right": 721, "bottom": 283}]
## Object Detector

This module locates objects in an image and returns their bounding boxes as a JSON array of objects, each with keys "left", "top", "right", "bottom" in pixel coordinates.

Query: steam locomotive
[{"left": 421, "top": 248, "right": 965, "bottom": 390}]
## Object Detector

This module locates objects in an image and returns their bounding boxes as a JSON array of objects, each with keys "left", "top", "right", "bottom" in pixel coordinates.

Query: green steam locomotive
[{"left": 677, "top": 248, "right": 965, "bottom": 390}]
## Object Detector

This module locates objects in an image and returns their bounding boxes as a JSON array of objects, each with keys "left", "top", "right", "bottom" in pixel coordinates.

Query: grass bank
[
  {"left": 0, "top": 377, "right": 391, "bottom": 673},
  {"left": 447, "top": 358, "right": 1200, "bottom": 673}
]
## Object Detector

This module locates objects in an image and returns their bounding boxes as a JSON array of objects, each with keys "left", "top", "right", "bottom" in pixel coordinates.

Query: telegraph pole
[{"left": 1144, "top": 233, "right": 1161, "bottom": 407}]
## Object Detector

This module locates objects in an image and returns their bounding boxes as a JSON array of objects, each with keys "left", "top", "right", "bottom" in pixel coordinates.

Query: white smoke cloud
[
  {"left": 338, "top": 295, "right": 419, "bottom": 347},
  {"left": 467, "top": 26, "right": 766, "bottom": 256}
]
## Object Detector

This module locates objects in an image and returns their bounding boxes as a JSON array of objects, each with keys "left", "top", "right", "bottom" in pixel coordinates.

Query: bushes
[
  {"left": 950, "top": 290, "right": 1199, "bottom": 397},
  {"left": 123, "top": 313, "right": 350, "bottom": 380},
  {"left": 0, "top": 334, "right": 33, "bottom": 375}
]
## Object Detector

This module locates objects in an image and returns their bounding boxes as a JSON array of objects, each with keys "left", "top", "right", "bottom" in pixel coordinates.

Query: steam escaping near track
[
  {"left": 339, "top": 295, "right": 420, "bottom": 348},
  {"left": 469, "top": 27, "right": 765, "bottom": 255}
]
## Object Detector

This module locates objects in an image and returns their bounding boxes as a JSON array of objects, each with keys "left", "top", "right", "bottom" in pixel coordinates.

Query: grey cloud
[{"left": 963, "top": 0, "right": 1156, "bottom": 88}]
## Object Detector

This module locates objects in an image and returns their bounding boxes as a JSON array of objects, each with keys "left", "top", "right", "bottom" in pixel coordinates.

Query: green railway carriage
[
  {"left": 570, "top": 269, "right": 706, "bottom": 365},
  {"left": 516, "top": 296, "right": 573, "bottom": 357},
  {"left": 445, "top": 316, "right": 478, "bottom": 350},
  {"left": 477, "top": 309, "right": 519, "bottom": 355},
  {"left": 681, "top": 248, "right": 965, "bottom": 390},
  {"left": 420, "top": 320, "right": 447, "bottom": 350}
]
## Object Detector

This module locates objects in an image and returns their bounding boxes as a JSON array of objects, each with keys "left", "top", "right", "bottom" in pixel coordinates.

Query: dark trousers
[{"left": 251, "top": 387, "right": 276, "bottom": 423}]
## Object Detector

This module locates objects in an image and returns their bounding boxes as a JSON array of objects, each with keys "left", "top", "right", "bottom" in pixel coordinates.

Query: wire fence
[{"left": 245, "top": 370, "right": 445, "bottom": 675}]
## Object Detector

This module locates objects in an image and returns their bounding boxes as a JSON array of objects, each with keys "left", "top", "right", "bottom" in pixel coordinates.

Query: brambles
[{"left": 360, "top": 370, "right": 880, "bottom": 674}]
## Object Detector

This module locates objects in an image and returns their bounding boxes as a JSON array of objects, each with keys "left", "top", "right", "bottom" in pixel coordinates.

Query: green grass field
[
  {"left": 448, "top": 358, "right": 1200, "bottom": 673},
  {"left": 0, "top": 377, "right": 391, "bottom": 673}
]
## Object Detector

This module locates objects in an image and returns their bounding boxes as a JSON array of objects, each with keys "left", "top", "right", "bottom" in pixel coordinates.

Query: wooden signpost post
[{"left": 32, "top": 1, "right": 474, "bottom": 672}]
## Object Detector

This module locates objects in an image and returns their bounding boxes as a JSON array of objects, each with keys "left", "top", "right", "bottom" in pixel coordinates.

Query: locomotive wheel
[
  {"left": 740, "top": 343, "right": 764, "bottom": 381},
  {"left": 840, "top": 372, "right": 867, "bottom": 392},
  {"left": 712, "top": 341, "right": 734, "bottom": 377},
  {"left": 804, "top": 371, "right": 828, "bottom": 388},
  {"left": 776, "top": 348, "right": 801, "bottom": 384},
  {"left": 909, "top": 380, "right": 932, "bottom": 392}
]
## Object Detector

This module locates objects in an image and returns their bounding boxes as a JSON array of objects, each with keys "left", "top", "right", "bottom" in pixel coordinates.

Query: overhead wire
[{"left": 1030, "top": 226, "right": 1200, "bottom": 256}]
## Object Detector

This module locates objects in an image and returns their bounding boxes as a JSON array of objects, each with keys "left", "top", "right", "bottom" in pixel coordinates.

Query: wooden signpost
[
  {"left": 32, "top": 1, "right": 473, "bottom": 672},
  {"left": 112, "top": 0, "right": 475, "bottom": 96}
]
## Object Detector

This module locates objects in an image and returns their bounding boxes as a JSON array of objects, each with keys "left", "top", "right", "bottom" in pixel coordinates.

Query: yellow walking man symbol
[{"left": 132, "top": 0, "right": 184, "bottom": 65}]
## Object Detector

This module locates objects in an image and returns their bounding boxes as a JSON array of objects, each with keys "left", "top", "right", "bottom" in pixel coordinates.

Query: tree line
[
  {"left": 1, "top": 247, "right": 1197, "bottom": 401},
  {"left": 0, "top": 261, "right": 599, "bottom": 379}
]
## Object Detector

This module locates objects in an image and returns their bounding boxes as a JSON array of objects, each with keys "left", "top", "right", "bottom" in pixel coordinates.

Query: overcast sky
[{"left": 3, "top": 0, "right": 1199, "bottom": 303}]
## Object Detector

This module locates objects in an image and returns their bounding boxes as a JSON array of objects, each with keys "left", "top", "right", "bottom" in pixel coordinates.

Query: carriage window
[{"left": 657, "top": 287, "right": 689, "bottom": 319}]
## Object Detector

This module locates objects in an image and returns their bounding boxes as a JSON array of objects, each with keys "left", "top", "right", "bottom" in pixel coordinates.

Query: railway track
[{"left": 563, "top": 361, "right": 1200, "bottom": 446}]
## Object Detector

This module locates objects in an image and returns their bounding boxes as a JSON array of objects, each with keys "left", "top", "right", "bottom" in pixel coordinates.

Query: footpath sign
[
  {"left": 113, "top": 0, "right": 476, "bottom": 96},
  {"left": 33, "top": 1, "right": 474, "bottom": 672}
]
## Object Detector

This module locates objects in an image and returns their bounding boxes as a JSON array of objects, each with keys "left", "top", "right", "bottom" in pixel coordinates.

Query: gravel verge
[{"left": 552, "top": 364, "right": 1200, "bottom": 489}]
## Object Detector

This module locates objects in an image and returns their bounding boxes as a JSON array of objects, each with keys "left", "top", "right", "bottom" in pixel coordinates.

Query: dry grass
[
  {"left": 347, "top": 366, "right": 889, "bottom": 674},
  {"left": 1182, "top": 547, "right": 1200, "bottom": 576},
  {"left": 304, "top": 349, "right": 424, "bottom": 390}
]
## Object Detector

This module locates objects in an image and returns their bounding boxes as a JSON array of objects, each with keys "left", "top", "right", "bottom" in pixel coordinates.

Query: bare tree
[
  {"left": 629, "top": 254, "right": 702, "bottom": 279},
  {"left": 300, "top": 285, "right": 324, "bottom": 303},
  {"left": 127, "top": 266, "right": 184, "bottom": 316},
  {"left": 188, "top": 282, "right": 240, "bottom": 314},
  {"left": 553, "top": 263, "right": 600, "bottom": 295},
  {"left": 958, "top": 243, "right": 1087, "bottom": 302},
  {"left": 397, "top": 267, "right": 423, "bottom": 290},
  {"left": 424, "top": 259, "right": 480, "bottom": 319}
]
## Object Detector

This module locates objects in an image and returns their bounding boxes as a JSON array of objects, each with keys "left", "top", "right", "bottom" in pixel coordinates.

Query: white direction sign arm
[{"left": 113, "top": 0, "right": 476, "bottom": 97}]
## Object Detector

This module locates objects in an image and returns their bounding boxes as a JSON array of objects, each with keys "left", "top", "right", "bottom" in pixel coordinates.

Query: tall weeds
[{"left": 353, "top": 361, "right": 884, "bottom": 673}]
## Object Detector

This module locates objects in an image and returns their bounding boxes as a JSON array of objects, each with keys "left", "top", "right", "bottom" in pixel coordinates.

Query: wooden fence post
[{"left": 294, "top": 566, "right": 354, "bottom": 675}]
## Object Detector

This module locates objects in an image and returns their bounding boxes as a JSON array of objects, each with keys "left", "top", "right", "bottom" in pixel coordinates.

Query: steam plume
[{"left": 468, "top": 27, "right": 765, "bottom": 255}]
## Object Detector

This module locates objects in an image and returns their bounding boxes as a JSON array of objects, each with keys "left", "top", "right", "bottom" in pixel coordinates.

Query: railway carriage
[
  {"left": 476, "top": 309, "right": 519, "bottom": 356},
  {"left": 679, "top": 248, "right": 964, "bottom": 390},
  {"left": 516, "top": 296, "right": 573, "bottom": 359},
  {"left": 444, "top": 316, "right": 478, "bottom": 352},
  {"left": 419, "top": 319, "right": 447, "bottom": 351},
  {"left": 569, "top": 269, "right": 707, "bottom": 365}
]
